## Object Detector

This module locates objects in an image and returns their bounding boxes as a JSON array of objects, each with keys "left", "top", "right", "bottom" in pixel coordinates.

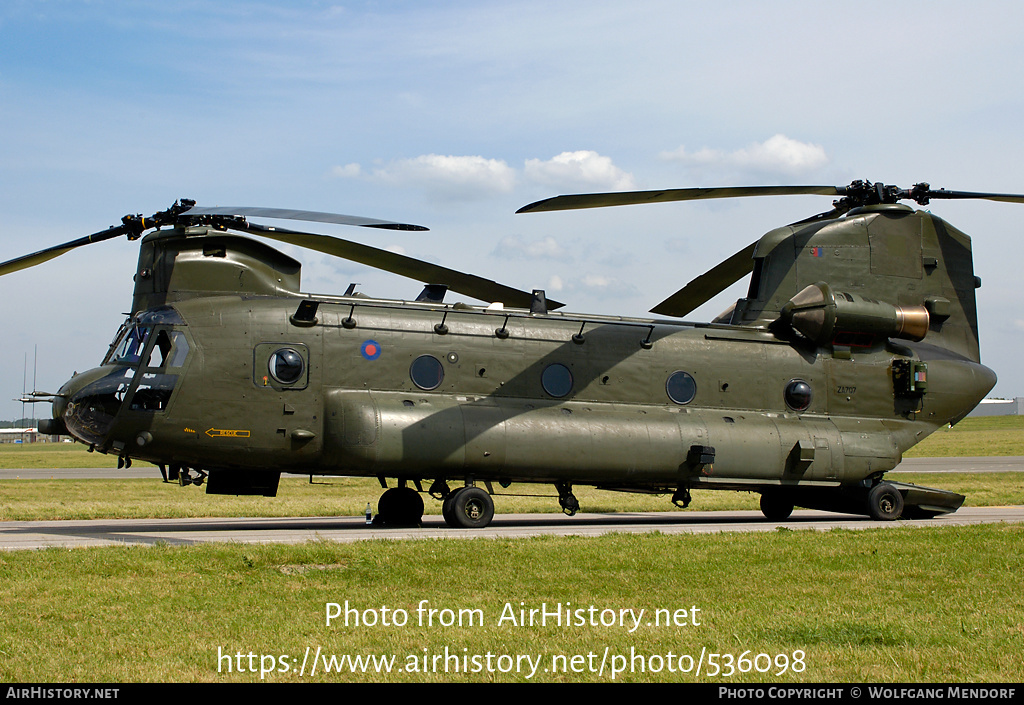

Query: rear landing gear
[
  {"left": 867, "top": 482, "right": 904, "bottom": 521},
  {"left": 759, "top": 492, "right": 794, "bottom": 521},
  {"left": 442, "top": 487, "right": 495, "bottom": 528}
]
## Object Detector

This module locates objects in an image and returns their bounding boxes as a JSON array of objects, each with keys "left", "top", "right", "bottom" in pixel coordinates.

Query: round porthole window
[
  {"left": 410, "top": 355, "right": 444, "bottom": 390},
  {"left": 542, "top": 363, "right": 573, "bottom": 398},
  {"left": 268, "top": 348, "right": 304, "bottom": 385},
  {"left": 785, "top": 379, "right": 812, "bottom": 411},
  {"left": 666, "top": 371, "right": 697, "bottom": 405}
]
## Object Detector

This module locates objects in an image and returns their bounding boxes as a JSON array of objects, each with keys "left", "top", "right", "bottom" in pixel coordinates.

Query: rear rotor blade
[
  {"left": 517, "top": 186, "right": 841, "bottom": 213},
  {"left": 242, "top": 222, "right": 564, "bottom": 310},
  {"left": 650, "top": 241, "right": 757, "bottom": 317},
  {"left": 183, "top": 206, "right": 428, "bottom": 231},
  {"left": 911, "top": 188, "right": 1024, "bottom": 205}
]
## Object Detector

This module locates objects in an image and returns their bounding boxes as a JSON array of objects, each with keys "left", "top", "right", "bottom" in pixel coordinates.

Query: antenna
[
  {"left": 32, "top": 345, "right": 38, "bottom": 431},
  {"left": 21, "top": 353, "right": 26, "bottom": 442}
]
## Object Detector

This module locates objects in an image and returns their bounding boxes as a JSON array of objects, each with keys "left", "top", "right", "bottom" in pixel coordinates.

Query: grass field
[
  {"left": 1, "top": 417, "right": 1021, "bottom": 684},
  {"left": 903, "top": 415, "right": 1024, "bottom": 457},
  {"left": 0, "top": 524, "right": 1020, "bottom": 682},
  {"left": 2, "top": 415, "right": 1022, "bottom": 521},
  {"left": 0, "top": 470, "right": 1020, "bottom": 521}
]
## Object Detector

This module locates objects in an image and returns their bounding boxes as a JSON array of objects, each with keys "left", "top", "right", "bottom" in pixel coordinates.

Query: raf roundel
[{"left": 361, "top": 339, "right": 382, "bottom": 361}]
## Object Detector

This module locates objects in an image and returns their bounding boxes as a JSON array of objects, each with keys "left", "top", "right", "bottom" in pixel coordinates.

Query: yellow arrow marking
[{"left": 206, "top": 428, "right": 251, "bottom": 438}]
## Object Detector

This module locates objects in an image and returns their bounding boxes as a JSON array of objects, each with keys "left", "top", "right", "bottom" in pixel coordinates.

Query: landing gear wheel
[
  {"left": 376, "top": 487, "right": 424, "bottom": 526},
  {"left": 760, "top": 492, "right": 794, "bottom": 521},
  {"left": 441, "top": 487, "right": 462, "bottom": 525},
  {"left": 443, "top": 487, "right": 494, "bottom": 528},
  {"left": 867, "top": 482, "right": 904, "bottom": 521}
]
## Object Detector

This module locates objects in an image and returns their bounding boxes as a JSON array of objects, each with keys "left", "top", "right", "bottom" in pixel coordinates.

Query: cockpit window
[{"left": 110, "top": 325, "right": 151, "bottom": 364}]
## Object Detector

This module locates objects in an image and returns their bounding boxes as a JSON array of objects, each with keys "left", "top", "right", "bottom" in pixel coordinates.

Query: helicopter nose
[{"left": 55, "top": 367, "right": 133, "bottom": 447}]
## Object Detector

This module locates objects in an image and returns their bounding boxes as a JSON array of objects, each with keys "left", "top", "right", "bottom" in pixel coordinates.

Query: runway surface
[
  {"left": 1, "top": 506, "right": 1021, "bottom": 551},
  {"left": 2, "top": 456, "right": 1022, "bottom": 550}
]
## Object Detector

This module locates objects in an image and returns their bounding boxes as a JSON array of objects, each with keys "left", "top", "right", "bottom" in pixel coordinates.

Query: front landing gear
[
  {"left": 375, "top": 486, "right": 424, "bottom": 526},
  {"left": 556, "top": 482, "right": 579, "bottom": 516},
  {"left": 442, "top": 487, "right": 495, "bottom": 528}
]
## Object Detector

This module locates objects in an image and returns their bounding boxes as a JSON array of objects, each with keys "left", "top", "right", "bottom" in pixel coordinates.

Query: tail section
[{"left": 730, "top": 204, "right": 982, "bottom": 362}]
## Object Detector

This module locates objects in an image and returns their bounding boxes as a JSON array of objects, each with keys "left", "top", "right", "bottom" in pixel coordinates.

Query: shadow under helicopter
[{"left": 1, "top": 510, "right": 940, "bottom": 550}]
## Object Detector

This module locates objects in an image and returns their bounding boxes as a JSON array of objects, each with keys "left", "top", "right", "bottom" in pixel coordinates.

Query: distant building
[
  {"left": 968, "top": 398, "right": 1024, "bottom": 417},
  {"left": 0, "top": 427, "right": 39, "bottom": 443}
]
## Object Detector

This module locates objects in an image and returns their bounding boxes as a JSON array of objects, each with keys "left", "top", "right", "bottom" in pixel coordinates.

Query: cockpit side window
[
  {"left": 149, "top": 330, "right": 173, "bottom": 368},
  {"left": 142, "top": 329, "right": 191, "bottom": 370},
  {"left": 142, "top": 330, "right": 183, "bottom": 367}
]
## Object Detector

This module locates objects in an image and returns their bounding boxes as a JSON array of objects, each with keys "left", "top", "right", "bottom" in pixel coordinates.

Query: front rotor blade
[
  {"left": 0, "top": 225, "right": 128, "bottom": 277},
  {"left": 650, "top": 241, "right": 757, "bottom": 317},
  {"left": 183, "top": 206, "right": 429, "bottom": 231},
  {"left": 517, "top": 186, "right": 841, "bottom": 213},
  {"left": 243, "top": 223, "right": 564, "bottom": 310}
]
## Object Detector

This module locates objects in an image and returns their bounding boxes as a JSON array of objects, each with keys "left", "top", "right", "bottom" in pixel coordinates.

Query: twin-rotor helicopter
[{"left": 4, "top": 180, "right": 1020, "bottom": 528}]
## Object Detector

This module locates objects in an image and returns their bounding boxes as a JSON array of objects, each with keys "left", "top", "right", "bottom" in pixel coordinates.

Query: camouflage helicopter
[{"left": 3, "top": 180, "right": 1018, "bottom": 528}]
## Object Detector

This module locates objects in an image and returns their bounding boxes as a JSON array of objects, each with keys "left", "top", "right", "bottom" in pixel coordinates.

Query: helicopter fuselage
[
  {"left": 35, "top": 193, "right": 1004, "bottom": 526},
  {"left": 55, "top": 290, "right": 993, "bottom": 506}
]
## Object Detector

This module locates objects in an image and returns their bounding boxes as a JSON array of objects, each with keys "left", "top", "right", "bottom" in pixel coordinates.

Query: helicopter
[{"left": 2, "top": 180, "right": 1019, "bottom": 528}]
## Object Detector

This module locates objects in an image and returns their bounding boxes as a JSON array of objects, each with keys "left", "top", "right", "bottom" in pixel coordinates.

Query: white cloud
[
  {"left": 575, "top": 273, "right": 639, "bottom": 298},
  {"left": 660, "top": 134, "right": 828, "bottom": 177},
  {"left": 524, "top": 150, "right": 635, "bottom": 191},
  {"left": 372, "top": 154, "right": 517, "bottom": 199},
  {"left": 328, "top": 150, "right": 633, "bottom": 200},
  {"left": 330, "top": 163, "right": 362, "bottom": 178},
  {"left": 493, "top": 234, "right": 569, "bottom": 260},
  {"left": 548, "top": 274, "right": 564, "bottom": 292}
]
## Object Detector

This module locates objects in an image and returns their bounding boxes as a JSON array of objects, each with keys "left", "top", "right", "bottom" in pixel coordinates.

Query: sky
[{"left": 2, "top": 0, "right": 1024, "bottom": 421}]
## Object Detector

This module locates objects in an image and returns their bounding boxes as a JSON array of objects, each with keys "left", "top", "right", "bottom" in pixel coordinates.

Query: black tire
[
  {"left": 760, "top": 492, "right": 794, "bottom": 521},
  {"left": 445, "top": 486, "right": 494, "bottom": 529},
  {"left": 867, "top": 483, "right": 904, "bottom": 521},
  {"left": 441, "top": 488, "right": 462, "bottom": 527},
  {"left": 377, "top": 487, "right": 424, "bottom": 526}
]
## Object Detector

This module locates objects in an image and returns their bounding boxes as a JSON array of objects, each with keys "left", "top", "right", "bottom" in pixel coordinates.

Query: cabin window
[
  {"left": 269, "top": 348, "right": 305, "bottom": 385},
  {"left": 541, "top": 363, "right": 573, "bottom": 398},
  {"left": 410, "top": 355, "right": 444, "bottom": 391},
  {"left": 666, "top": 371, "right": 697, "bottom": 405},
  {"left": 785, "top": 379, "right": 812, "bottom": 411}
]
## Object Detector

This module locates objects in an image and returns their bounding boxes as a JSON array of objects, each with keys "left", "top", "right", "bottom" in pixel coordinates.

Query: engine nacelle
[{"left": 780, "top": 282, "right": 930, "bottom": 346}]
